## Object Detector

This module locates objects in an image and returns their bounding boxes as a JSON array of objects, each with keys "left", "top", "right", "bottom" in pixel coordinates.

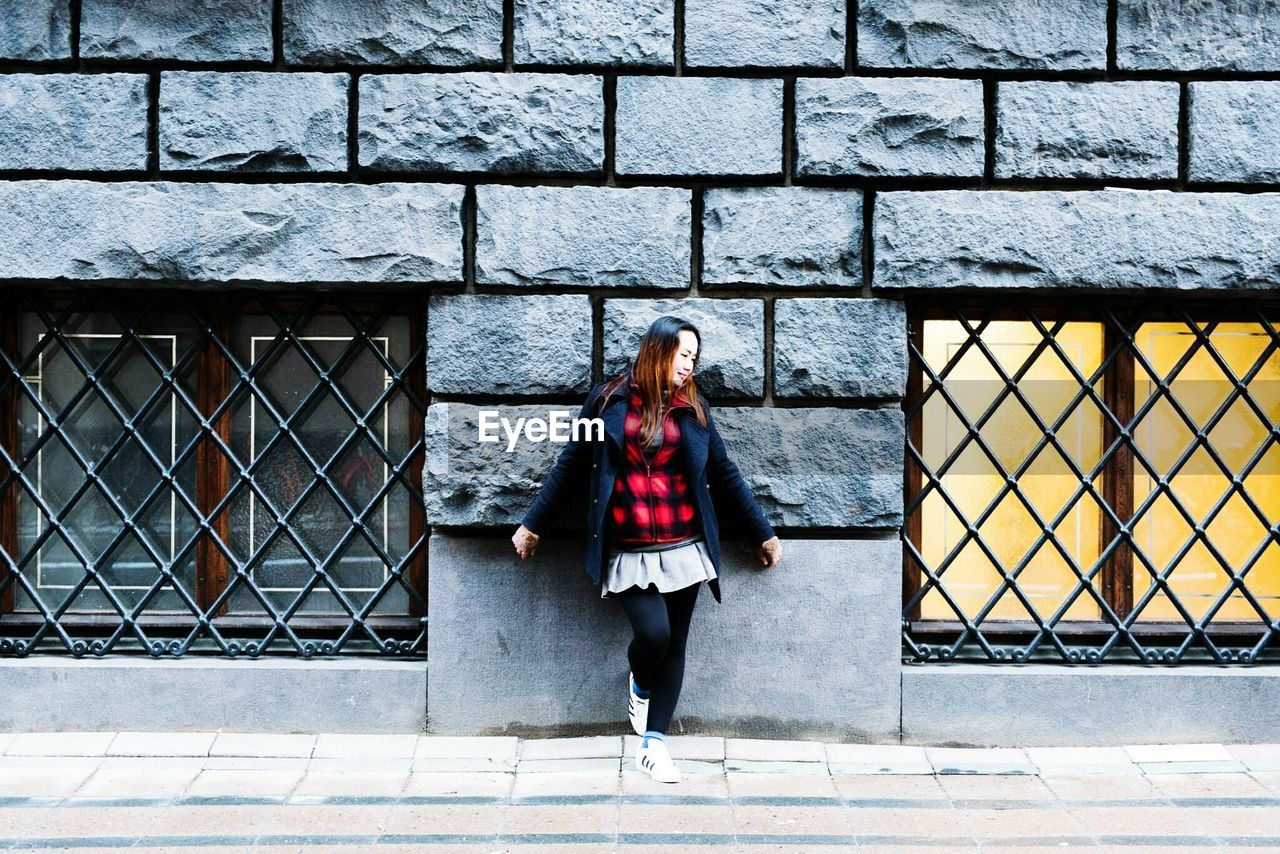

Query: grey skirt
[{"left": 600, "top": 537, "right": 718, "bottom": 598}]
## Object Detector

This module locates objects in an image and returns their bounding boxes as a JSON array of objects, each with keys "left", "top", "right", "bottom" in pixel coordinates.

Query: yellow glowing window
[{"left": 905, "top": 301, "right": 1280, "bottom": 657}]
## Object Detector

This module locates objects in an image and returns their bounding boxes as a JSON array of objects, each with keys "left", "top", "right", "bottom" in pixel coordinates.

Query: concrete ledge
[
  {"left": 902, "top": 662, "right": 1280, "bottom": 747},
  {"left": 0, "top": 656, "right": 427, "bottom": 734},
  {"left": 427, "top": 534, "right": 902, "bottom": 741}
]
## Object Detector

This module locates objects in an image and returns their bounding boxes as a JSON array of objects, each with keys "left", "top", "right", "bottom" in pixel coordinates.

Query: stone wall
[{"left": 3, "top": 0, "right": 1278, "bottom": 738}]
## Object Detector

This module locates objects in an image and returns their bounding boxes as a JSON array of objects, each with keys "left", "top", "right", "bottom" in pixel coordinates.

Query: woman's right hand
[{"left": 513, "top": 525, "right": 540, "bottom": 559}]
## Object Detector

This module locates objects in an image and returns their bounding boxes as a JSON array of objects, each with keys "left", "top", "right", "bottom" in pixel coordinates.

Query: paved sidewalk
[{"left": 1, "top": 733, "right": 1279, "bottom": 851}]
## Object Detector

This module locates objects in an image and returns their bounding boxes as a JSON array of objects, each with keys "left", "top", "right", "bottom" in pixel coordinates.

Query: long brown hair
[{"left": 597, "top": 315, "right": 708, "bottom": 446}]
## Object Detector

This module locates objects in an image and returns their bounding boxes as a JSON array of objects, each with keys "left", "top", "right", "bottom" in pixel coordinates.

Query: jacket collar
[{"left": 599, "top": 378, "right": 707, "bottom": 471}]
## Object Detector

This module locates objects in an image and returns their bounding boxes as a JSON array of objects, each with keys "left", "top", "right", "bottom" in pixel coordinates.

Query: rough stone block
[
  {"left": 425, "top": 401, "right": 596, "bottom": 527},
  {"left": 513, "top": 0, "right": 674, "bottom": 66},
  {"left": 160, "top": 71, "right": 348, "bottom": 172},
  {"left": 283, "top": 0, "right": 504, "bottom": 65},
  {"left": 1189, "top": 81, "right": 1280, "bottom": 183},
  {"left": 427, "top": 294, "right": 593, "bottom": 396},
  {"left": 859, "top": 0, "right": 1107, "bottom": 69},
  {"left": 615, "top": 76, "right": 782, "bottom": 176},
  {"left": 0, "top": 73, "right": 147, "bottom": 171},
  {"left": 874, "top": 189, "right": 1280, "bottom": 291},
  {"left": 80, "top": 0, "right": 273, "bottom": 61},
  {"left": 702, "top": 187, "right": 862, "bottom": 287},
  {"left": 603, "top": 298, "right": 765, "bottom": 397},
  {"left": 0, "top": 0, "right": 71, "bottom": 59},
  {"left": 475, "top": 184, "right": 690, "bottom": 287},
  {"left": 426, "top": 401, "right": 902, "bottom": 528},
  {"left": 0, "top": 181, "right": 463, "bottom": 283},
  {"left": 996, "top": 81, "right": 1180, "bottom": 180},
  {"left": 1118, "top": 0, "right": 1280, "bottom": 71},
  {"left": 796, "top": 77, "right": 984, "bottom": 177},
  {"left": 426, "top": 534, "right": 902, "bottom": 740},
  {"left": 774, "top": 298, "right": 907, "bottom": 398},
  {"left": 359, "top": 72, "right": 603, "bottom": 173},
  {"left": 685, "top": 0, "right": 844, "bottom": 68},
  {"left": 721, "top": 407, "right": 904, "bottom": 528}
]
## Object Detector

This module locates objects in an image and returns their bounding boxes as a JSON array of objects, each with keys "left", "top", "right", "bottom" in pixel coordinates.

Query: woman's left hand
[{"left": 758, "top": 536, "right": 782, "bottom": 569}]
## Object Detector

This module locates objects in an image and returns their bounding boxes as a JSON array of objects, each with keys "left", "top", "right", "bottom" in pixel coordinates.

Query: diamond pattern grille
[{"left": 0, "top": 288, "right": 428, "bottom": 657}]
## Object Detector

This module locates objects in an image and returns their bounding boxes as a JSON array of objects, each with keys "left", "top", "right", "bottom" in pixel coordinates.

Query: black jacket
[{"left": 522, "top": 379, "right": 776, "bottom": 604}]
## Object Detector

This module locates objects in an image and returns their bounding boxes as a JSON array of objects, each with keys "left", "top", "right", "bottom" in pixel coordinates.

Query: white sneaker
[
  {"left": 627, "top": 670, "right": 649, "bottom": 736},
  {"left": 635, "top": 736, "right": 681, "bottom": 783}
]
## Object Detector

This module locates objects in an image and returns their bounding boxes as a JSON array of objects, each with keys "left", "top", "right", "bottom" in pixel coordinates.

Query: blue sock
[
  {"left": 631, "top": 674, "right": 650, "bottom": 699},
  {"left": 641, "top": 730, "right": 665, "bottom": 748}
]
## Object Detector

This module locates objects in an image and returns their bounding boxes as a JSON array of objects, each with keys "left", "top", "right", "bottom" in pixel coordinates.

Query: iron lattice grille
[
  {"left": 903, "top": 293, "right": 1280, "bottom": 665},
  {"left": 0, "top": 288, "right": 428, "bottom": 658}
]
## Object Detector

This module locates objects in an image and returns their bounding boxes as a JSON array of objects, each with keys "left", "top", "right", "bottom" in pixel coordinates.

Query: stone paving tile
[
  {"left": 925, "top": 746, "right": 1037, "bottom": 774},
  {"left": 414, "top": 735, "right": 519, "bottom": 759},
  {"left": 1064, "top": 803, "right": 1210, "bottom": 836},
  {"left": 936, "top": 772, "right": 1056, "bottom": 800},
  {"left": 307, "top": 757, "right": 413, "bottom": 773},
  {"left": 725, "top": 759, "right": 831, "bottom": 774},
  {"left": 0, "top": 732, "right": 13, "bottom": 755},
  {"left": 76, "top": 766, "right": 201, "bottom": 798},
  {"left": 734, "top": 802, "right": 856, "bottom": 836},
  {"left": 1147, "top": 770, "right": 1273, "bottom": 797},
  {"left": 1040, "top": 771, "right": 1165, "bottom": 801},
  {"left": 181, "top": 768, "right": 304, "bottom": 798},
  {"left": 1249, "top": 770, "right": 1280, "bottom": 792},
  {"left": 311, "top": 733, "right": 418, "bottom": 759},
  {"left": 0, "top": 766, "right": 97, "bottom": 797},
  {"left": 618, "top": 801, "right": 735, "bottom": 833},
  {"left": 400, "top": 771, "right": 513, "bottom": 798},
  {"left": 1124, "top": 742, "right": 1234, "bottom": 764},
  {"left": 1026, "top": 745, "right": 1138, "bottom": 775},
  {"left": 290, "top": 770, "right": 410, "bottom": 798},
  {"left": 510, "top": 769, "right": 620, "bottom": 799},
  {"left": 850, "top": 804, "right": 973, "bottom": 837},
  {"left": 210, "top": 732, "right": 317, "bottom": 758},
  {"left": 1226, "top": 743, "right": 1280, "bottom": 771},
  {"left": 825, "top": 743, "right": 931, "bottom": 774},
  {"left": 620, "top": 766, "right": 729, "bottom": 798},
  {"left": 518, "top": 735, "right": 623, "bottom": 760},
  {"left": 410, "top": 756, "right": 516, "bottom": 773},
  {"left": 503, "top": 802, "right": 619, "bottom": 834},
  {"left": 98, "top": 755, "right": 208, "bottom": 770},
  {"left": 958, "top": 804, "right": 1091, "bottom": 838},
  {"left": 1185, "top": 804, "right": 1280, "bottom": 837},
  {"left": 726, "top": 737, "right": 826, "bottom": 762},
  {"left": 727, "top": 771, "right": 839, "bottom": 799},
  {"left": 1138, "top": 759, "right": 1247, "bottom": 774},
  {"left": 261, "top": 803, "right": 397, "bottom": 836},
  {"left": 832, "top": 772, "right": 950, "bottom": 801},
  {"left": 6, "top": 731, "right": 117, "bottom": 756},
  {"left": 380, "top": 802, "right": 505, "bottom": 834},
  {"left": 517, "top": 757, "right": 622, "bottom": 774},
  {"left": 203, "top": 756, "right": 311, "bottom": 771},
  {"left": 106, "top": 731, "right": 217, "bottom": 757}
]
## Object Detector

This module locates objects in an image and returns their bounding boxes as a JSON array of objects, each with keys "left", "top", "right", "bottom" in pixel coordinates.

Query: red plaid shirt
[{"left": 605, "top": 382, "right": 702, "bottom": 547}]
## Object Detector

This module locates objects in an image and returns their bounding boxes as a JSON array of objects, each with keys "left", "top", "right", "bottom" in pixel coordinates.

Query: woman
[{"left": 511, "top": 315, "right": 783, "bottom": 783}]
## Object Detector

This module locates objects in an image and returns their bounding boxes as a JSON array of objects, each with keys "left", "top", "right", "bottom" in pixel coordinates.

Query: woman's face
[{"left": 671, "top": 330, "right": 699, "bottom": 387}]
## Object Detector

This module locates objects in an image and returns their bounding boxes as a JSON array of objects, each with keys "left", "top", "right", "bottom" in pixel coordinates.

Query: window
[
  {"left": 904, "top": 294, "right": 1280, "bottom": 664},
  {"left": 0, "top": 288, "right": 427, "bottom": 657}
]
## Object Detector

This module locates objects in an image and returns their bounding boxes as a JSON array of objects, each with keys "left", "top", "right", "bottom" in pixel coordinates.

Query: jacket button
[{"left": 593, "top": 499, "right": 598, "bottom": 504}]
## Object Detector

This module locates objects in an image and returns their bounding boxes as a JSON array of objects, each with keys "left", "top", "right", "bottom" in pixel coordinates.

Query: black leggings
[{"left": 617, "top": 581, "right": 701, "bottom": 735}]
